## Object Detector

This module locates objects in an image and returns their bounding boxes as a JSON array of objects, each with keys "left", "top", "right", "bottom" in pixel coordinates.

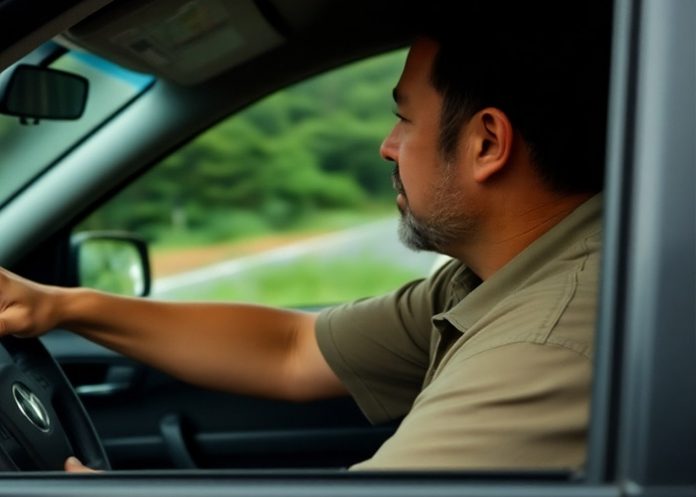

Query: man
[{"left": 0, "top": 5, "right": 610, "bottom": 471}]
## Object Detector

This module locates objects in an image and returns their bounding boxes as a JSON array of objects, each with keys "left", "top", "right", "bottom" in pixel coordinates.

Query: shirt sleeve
[
  {"left": 351, "top": 342, "right": 591, "bottom": 470},
  {"left": 315, "top": 261, "right": 461, "bottom": 424}
]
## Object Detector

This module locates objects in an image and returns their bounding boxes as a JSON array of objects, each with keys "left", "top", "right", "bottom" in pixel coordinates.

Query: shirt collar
[{"left": 434, "top": 193, "right": 603, "bottom": 332}]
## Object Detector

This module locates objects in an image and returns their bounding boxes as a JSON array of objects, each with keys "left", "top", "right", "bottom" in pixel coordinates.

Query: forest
[{"left": 80, "top": 49, "right": 408, "bottom": 247}]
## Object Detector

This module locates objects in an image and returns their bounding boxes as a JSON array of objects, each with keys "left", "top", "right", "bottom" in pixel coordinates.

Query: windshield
[{"left": 0, "top": 47, "right": 153, "bottom": 207}]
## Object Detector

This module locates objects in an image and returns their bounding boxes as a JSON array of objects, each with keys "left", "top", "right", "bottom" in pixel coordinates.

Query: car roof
[
  {"left": 2, "top": 0, "right": 412, "bottom": 84},
  {"left": 58, "top": 0, "right": 410, "bottom": 86}
]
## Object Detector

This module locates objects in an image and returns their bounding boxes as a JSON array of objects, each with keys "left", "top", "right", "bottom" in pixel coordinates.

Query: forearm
[{"left": 54, "top": 288, "right": 330, "bottom": 400}]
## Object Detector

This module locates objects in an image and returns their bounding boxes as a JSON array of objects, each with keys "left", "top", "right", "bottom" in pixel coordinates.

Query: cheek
[
  {"left": 399, "top": 163, "right": 437, "bottom": 214},
  {"left": 400, "top": 138, "right": 440, "bottom": 192}
]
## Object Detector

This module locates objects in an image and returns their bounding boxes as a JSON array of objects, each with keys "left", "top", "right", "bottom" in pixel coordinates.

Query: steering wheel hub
[
  {"left": 0, "top": 336, "right": 110, "bottom": 471},
  {"left": 12, "top": 383, "right": 51, "bottom": 433}
]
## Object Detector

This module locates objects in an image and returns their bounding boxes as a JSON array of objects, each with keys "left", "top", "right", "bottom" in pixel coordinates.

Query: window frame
[{"left": 588, "top": 0, "right": 696, "bottom": 489}]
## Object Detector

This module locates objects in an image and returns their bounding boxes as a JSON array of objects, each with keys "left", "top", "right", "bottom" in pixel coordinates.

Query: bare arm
[{"left": 0, "top": 267, "right": 346, "bottom": 402}]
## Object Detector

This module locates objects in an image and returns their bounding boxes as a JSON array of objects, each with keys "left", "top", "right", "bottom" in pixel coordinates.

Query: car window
[
  {"left": 0, "top": 48, "right": 153, "bottom": 208},
  {"left": 75, "top": 49, "right": 439, "bottom": 307}
]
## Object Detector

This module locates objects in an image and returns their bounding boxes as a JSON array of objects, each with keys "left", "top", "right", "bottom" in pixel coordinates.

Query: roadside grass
[{"left": 159, "top": 255, "right": 425, "bottom": 308}]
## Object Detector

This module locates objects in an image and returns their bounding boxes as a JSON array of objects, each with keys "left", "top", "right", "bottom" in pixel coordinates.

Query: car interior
[
  {"left": 0, "top": 1, "right": 694, "bottom": 496},
  {"left": 0, "top": 0, "right": 440, "bottom": 472}
]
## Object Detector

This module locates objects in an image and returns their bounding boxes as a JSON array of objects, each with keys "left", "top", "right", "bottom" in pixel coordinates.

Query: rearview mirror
[{"left": 0, "top": 64, "right": 88, "bottom": 122}]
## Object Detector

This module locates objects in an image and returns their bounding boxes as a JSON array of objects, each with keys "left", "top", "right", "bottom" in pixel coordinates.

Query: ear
[{"left": 467, "top": 108, "right": 514, "bottom": 183}]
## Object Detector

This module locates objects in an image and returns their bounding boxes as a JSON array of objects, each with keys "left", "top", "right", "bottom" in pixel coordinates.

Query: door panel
[{"left": 41, "top": 330, "right": 395, "bottom": 470}]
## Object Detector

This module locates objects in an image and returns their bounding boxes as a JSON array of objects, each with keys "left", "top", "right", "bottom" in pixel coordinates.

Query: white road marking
[{"left": 152, "top": 219, "right": 397, "bottom": 295}]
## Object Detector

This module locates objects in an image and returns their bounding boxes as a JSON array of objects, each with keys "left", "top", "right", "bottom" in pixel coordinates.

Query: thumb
[{"left": 64, "top": 456, "right": 99, "bottom": 473}]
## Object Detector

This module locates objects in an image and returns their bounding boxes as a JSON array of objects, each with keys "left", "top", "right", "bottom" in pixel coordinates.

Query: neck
[{"left": 451, "top": 191, "right": 594, "bottom": 280}]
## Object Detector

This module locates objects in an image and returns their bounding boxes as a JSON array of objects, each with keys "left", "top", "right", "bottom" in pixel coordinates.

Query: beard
[{"left": 393, "top": 164, "right": 478, "bottom": 253}]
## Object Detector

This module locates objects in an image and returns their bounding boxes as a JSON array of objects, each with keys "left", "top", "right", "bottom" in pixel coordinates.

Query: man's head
[
  {"left": 382, "top": 4, "right": 611, "bottom": 255},
  {"left": 382, "top": 38, "right": 485, "bottom": 252}
]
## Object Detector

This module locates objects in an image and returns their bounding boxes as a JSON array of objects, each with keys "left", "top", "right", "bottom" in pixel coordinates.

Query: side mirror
[
  {"left": 70, "top": 232, "right": 151, "bottom": 297},
  {"left": 0, "top": 64, "right": 88, "bottom": 122}
]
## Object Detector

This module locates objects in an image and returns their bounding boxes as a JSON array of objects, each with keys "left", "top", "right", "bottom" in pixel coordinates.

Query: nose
[{"left": 380, "top": 126, "right": 398, "bottom": 163}]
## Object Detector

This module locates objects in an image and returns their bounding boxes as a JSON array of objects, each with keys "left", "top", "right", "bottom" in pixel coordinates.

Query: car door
[{"left": 42, "top": 330, "right": 394, "bottom": 469}]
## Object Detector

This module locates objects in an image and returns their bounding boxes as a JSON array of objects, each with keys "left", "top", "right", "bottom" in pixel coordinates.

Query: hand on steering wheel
[{"left": 0, "top": 268, "right": 109, "bottom": 470}]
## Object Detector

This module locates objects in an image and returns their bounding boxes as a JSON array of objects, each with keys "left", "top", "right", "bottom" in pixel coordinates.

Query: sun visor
[{"left": 59, "top": 0, "right": 285, "bottom": 85}]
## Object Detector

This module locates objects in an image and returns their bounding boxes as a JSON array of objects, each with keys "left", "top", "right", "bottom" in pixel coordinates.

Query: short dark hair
[{"left": 418, "top": 3, "right": 612, "bottom": 194}]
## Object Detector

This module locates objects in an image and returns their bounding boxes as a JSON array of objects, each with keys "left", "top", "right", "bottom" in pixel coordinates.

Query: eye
[{"left": 392, "top": 110, "right": 409, "bottom": 122}]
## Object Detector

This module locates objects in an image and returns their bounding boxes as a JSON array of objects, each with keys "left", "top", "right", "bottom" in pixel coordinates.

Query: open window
[{"left": 75, "top": 49, "right": 438, "bottom": 308}]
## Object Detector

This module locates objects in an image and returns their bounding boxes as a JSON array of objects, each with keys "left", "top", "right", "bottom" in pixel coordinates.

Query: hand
[
  {"left": 64, "top": 456, "right": 99, "bottom": 473},
  {"left": 0, "top": 267, "right": 60, "bottom": 338}
]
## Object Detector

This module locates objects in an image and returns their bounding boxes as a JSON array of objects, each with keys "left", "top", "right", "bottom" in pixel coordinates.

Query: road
[{"left": 151, "top": 218, "right": 441, "bottom": 298}]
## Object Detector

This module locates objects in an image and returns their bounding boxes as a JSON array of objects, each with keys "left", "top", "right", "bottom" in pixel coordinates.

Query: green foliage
[{"left": 80, "top": 50, "right": 407, "bottom": 246}]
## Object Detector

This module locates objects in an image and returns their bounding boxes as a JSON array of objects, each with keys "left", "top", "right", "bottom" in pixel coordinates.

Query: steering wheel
[{"left": 0, "top": 335, "right": 110, "bottom": 471}]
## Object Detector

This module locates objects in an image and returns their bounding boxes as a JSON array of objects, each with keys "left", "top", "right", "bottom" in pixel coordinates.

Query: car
[{"left": 0, "top": 0, "right": 693, "bottom": 496}]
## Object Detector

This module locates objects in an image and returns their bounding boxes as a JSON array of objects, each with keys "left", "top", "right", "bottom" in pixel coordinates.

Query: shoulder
[{"left": 450, "top": 231, "right": 601, "bottom": 362}]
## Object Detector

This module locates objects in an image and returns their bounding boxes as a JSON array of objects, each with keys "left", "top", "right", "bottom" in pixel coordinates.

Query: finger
[{"left": 64, "top": 456, "right": 100, "bottom": 473}]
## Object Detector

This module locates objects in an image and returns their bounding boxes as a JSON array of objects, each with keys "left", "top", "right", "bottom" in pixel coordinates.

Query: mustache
[{"left": 392, "top": 164, "right": 405, "bottom": 195}]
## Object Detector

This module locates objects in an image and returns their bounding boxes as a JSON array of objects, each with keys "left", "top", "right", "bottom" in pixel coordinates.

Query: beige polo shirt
[{"left": 316, "top": 195, "right": 602, "bottom": 470}]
